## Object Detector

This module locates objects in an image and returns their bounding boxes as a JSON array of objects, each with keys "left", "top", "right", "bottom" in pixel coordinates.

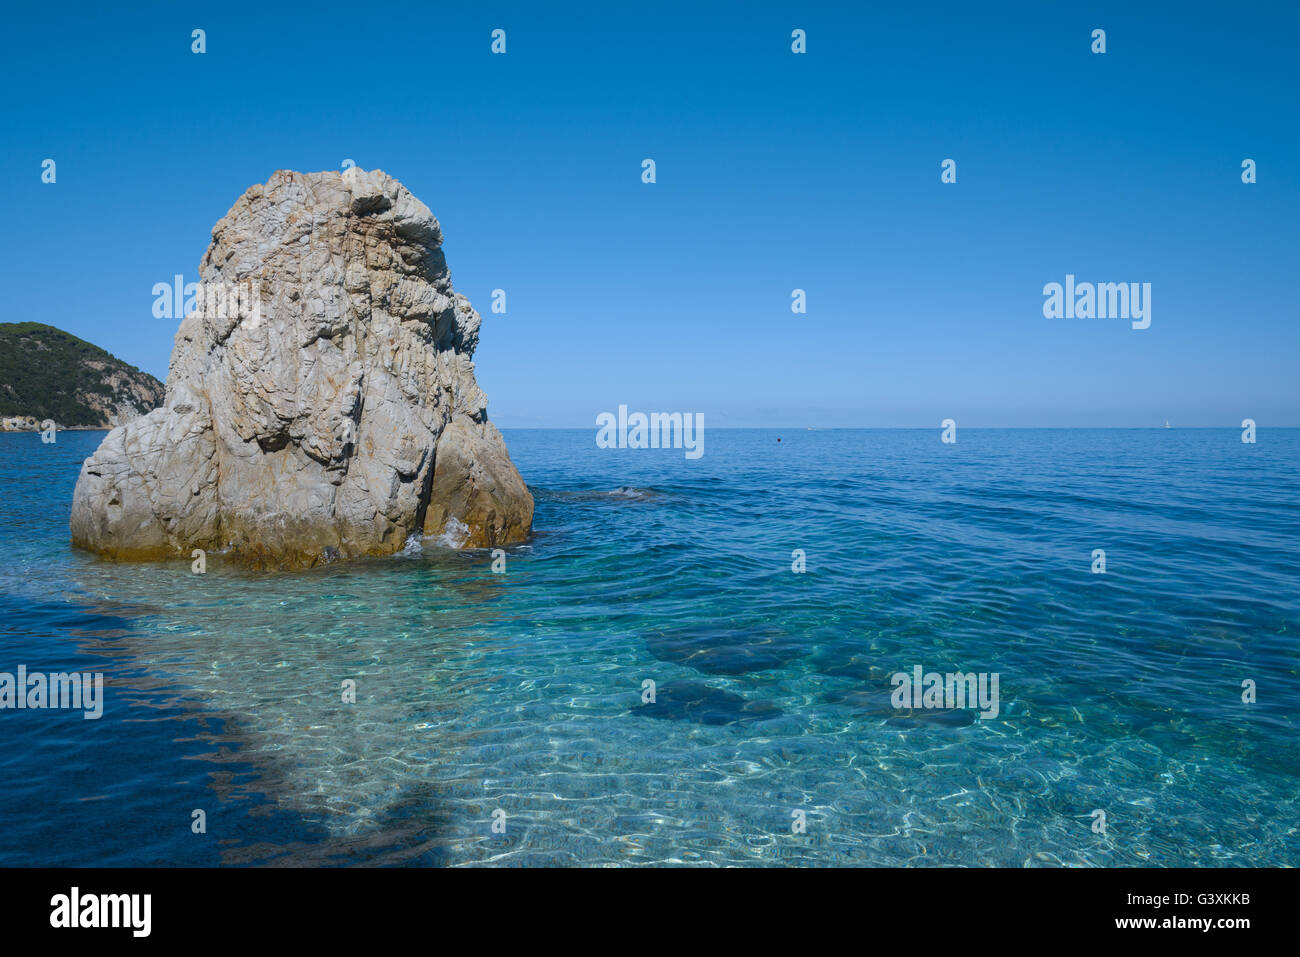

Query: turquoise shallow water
[{"left": 0, "top": 428, "right": 1296, "bottom": 866}]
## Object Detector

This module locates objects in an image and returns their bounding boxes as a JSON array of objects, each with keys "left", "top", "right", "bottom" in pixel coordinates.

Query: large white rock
[{"left": 71, "top": 169, "right": 532, "bottom": 567}]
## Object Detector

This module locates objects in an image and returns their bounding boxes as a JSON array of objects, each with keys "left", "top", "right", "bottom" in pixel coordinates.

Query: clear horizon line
[{"left": 493, "top": 424, "right": 1298, "bottom": 430}]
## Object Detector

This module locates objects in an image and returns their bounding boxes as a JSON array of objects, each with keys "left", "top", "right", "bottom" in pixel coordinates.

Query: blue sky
[{"left": 3, "top": 0, "right": 1297, "bottom": 427}]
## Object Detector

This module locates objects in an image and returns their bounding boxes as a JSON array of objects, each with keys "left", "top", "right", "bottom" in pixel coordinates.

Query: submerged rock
[
  {"left": 646, "top": 623, "right": 805, "bottom": 675},
  {"left": 71, "top": 168, "right": 532, "bottom": 567},
  {"left": 637, "top": 680, "right": 782, "bottom": 726}
]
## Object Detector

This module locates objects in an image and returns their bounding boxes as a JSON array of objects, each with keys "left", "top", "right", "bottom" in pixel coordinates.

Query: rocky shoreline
[
  {"left": 1, "top": 323, "right": 165, "bottom": 430},
  {"left": 3, "top": 416, "right": 142, "bottom": 432}
]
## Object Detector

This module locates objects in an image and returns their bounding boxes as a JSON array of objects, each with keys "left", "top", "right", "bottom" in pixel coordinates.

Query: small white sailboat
[{"left": 1164, "top": 419, "right": 1171, "bottom": 429}]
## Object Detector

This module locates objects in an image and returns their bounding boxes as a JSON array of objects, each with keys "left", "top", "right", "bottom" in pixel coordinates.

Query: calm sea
[{"left": 0, "top": 428, "right": 1296, "bottom": 866}]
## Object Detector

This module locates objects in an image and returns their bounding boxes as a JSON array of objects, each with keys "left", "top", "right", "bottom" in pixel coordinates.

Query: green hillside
[{"left": 0, "top": 323, "right": 165, "bottom": 427}]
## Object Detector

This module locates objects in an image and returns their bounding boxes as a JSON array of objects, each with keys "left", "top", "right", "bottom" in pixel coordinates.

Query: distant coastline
[{"left": 0, "top": 322, "right": 164, "bottom": 431}]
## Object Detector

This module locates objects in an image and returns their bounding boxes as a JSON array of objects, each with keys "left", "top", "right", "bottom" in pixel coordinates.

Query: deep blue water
[{"left": 0, "top": 428, "right": 1296, "bottom": 866}]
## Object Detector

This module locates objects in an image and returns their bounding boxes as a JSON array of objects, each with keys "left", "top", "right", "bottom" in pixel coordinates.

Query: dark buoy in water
[{"left": 777, "top": 438, "right": 782, "bottom": 442}]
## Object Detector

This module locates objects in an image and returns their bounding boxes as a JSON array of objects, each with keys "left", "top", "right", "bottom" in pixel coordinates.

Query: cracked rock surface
[{"left": 71, "top": 168, "right": 533, "bottom": 567}]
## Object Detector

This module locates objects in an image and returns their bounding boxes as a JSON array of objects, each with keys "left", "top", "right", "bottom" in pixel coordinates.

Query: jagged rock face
[{"left": 71, "top": 169, "right": 532, "bottom": 567}]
